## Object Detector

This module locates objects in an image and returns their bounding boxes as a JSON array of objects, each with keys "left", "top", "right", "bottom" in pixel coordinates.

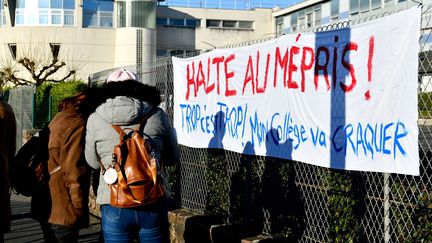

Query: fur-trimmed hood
[{"left": 94, "top": 96, "right": 152, "bottom": 125}]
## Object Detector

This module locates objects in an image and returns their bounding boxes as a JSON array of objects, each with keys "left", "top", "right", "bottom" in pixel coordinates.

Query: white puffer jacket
[{"left": 85, "top": 96, "right": 179, "bottom": 205}]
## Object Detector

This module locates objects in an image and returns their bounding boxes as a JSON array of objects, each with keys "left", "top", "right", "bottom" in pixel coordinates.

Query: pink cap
[{"left": 106, "top": 68, "right": 137, "bottom": 83}]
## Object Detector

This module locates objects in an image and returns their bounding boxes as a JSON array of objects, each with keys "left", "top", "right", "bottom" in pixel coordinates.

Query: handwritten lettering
[
  {"left": 178, "top": 104, "right": 409, "bottom": 160},
  {"left": 184, "top": 35, "right": 370, "bottom": 100}
]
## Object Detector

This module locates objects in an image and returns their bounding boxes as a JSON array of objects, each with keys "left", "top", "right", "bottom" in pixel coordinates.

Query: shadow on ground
[{"left": 5, "top": 194, "right": 101, "bottom": 243}]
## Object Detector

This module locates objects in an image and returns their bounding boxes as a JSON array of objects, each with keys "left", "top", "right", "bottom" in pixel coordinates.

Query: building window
[
  {"left": 206, "top": 19, "right": 253, "bottom": 30},
  {"left": 289, "top": 5, "right": 322, "bottom": 33},
  {"left": 314, "top": 6, "right": 321, "bottom": 26},
  {"left": 351, "top": 0, "right": 382, "bottom": 16},
  {"left": 1, "top": 12, "right": 5, "bottom": 26},
  {"left": 16, "top": 9, "right": 24, "bottom": 24},
  {"left": 50, "top": 43, "right": 60, "bottom": 60},
  {"left": 51, "top": 0, "right": 62, "bottom": 8},
  {"left": 276, "top": 17, "right": 283, "bottom": 35},
  {"left": 116, "top": 0, "right": 158, "bottom": 28},
  {"left": 239, "top": 21, "right": 253, "bottom": 29},
  {"left": 207, "top": 19, "right": 221, "bottom": 27},
  {"left": 186, "top": 19, "right": 200, "bottom": 27},
  {"left": 64, "top": 10, "right": 74, "bottom": 25},
  {"left": 331, "top": 0, "right": 339, "bottom": 21},
  {"left": 64, "top": 0, "right": 74, "bottom": 9},
  {"left": 157, "top": 49, "right": 168, "bottom": 57},
  {"left": 0, "top": 0, "right": 6, "bottom": 26},
  {"left": 169, "top": 50, "right": 184, "bottom": 56},
  {"left": 304, "top": 7, "right": 314, "bottom": 29},
  {"left": 131, "top": 1, "right": 155, "bottom": 28},
  {"left": 306, "top": 13, "right": 313, "bottom": 28},
  {"left": 99, "top": 12, "right": 112, "bottom": 27},
  {"left": 157, "top": 17, "right": 167, "bottom": 26},
  {"left": 157, "top": 49, "right": 199, "bottom": 58},
  {"left": 298, "top": 10, "right": 305, "bottom": 30},
  {"left": 16, "top": 0, "right": 75, "bottom": 26},
  {"left": 298, "top": 16, "right": 305, "bottom": 31},
  {"left": 158, "top": 18, "right": 200, "bottom": 28},
  {"left": 16, "top": 0, "right": 25, "bottom": 8},
  {"left": 83, "top": 0, "right": 113, "bottom": 28},
  {"left": 223, "top": 20, "right": 236, "bottom": 28},
  {"left": 116, "top": 1, "right": 126, "bottom": 28},
  {"left": 291, "top": 12, "right": 298, "bottom": 32},
  {"left": 8, "top": 44, "right": 17, "bottom": 60},
  {"left": 371, "top": 0, "right": 381, "bottom": 9},
  {"left": 51, "top": 10, "right": 61, "bottom": 24},
  {"left": 39, "top": 0, "right": 49, "bottom": 8},
  {"left": 350, "top": 0, "right": 360, "bottom": 15},
  {"left": 360, "top": 0, "right": 370, "bottom": 12},
  {"left": 208, "top": 20, "right": 219, "bottom": 28},
  {"left": 169, "top": 18, "right": 184, "bottom": 26},
  {"left": 39, "top": 10, "right": 49, "bottom": 24}
]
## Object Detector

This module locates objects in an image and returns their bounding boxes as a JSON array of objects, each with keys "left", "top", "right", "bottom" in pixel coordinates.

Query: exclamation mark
[{"left": 365, "top": 36, "right": 374, "bottom": 101}]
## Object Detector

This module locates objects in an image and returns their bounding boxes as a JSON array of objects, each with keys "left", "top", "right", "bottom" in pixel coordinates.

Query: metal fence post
[
  {"left": 384, "top": 173, "right": 390, "bottom": 243},
  {"left": 32, "top": 89, "right": 36, "bottom": 128}
]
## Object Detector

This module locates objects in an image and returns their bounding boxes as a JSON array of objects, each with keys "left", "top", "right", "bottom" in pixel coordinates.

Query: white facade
[
  {"left": 0, "top": 0, "right": 273, "bottom": 81},
  {"left": 272, "top": 0, "right": 424, "bottom": 35},
  {"left": 0, "top": 0, "right": 157, "bottom": 80},
  {"left": 156, "top": 6, "right": 273, "bottom": 55}
]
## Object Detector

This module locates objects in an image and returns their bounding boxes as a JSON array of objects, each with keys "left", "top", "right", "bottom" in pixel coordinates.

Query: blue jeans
[{"left": 101, "top": 201, "right": 168, "bottom": 243}]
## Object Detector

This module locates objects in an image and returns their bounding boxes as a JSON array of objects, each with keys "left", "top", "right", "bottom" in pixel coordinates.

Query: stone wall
[{"left": 168, "top": 209, "right": 272, "bottom": 243}]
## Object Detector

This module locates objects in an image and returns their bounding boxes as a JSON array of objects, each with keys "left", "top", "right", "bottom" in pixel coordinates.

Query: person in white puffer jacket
[{"left": 84, "top": 68, "right": 179, "bottom": 243}]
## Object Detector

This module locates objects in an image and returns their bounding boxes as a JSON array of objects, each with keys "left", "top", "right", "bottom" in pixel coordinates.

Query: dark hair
[
  {"left": 58, "top": 86, "right": 104, "bottom": 119},
  {"left": 101, "top": 80, "right": 161, "bottom": 107}
]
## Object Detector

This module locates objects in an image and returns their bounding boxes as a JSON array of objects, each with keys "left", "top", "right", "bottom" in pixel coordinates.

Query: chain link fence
[
  {"left": 3, "top": 84, "right": 54, "bottom": 149},
  {"left": 85, "top": 5, "right": 432, "bottom": 242},
  {"left": 3, "top": 85, "right": 35, "bottom": 149}
]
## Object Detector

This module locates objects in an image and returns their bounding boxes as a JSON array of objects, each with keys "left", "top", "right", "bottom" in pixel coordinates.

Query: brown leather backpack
[{"left": 102, "top": 111, "right": 165, "bottom": 208}]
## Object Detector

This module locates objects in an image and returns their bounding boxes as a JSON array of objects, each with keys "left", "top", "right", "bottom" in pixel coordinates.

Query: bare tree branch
[
  {"left": 45, "top": 70, "right": 76, "bottom": 83},
  {"left": 0, "top": 41, "right": 81, "bottom": 88},
  {"left": 18, "top": 58, "right": 39, "bottom": 82},
  {"left": 40, "top": 60, "right": 66, "bottom": 81},
  {"left": 13, "top": 57, "right": 77, "bottom": 86},
  {"left": 0, "top": 66, "right": 31, "bottom": 87}
]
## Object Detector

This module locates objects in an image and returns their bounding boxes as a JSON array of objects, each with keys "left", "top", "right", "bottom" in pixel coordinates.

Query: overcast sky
[{"left": 159, "top": 0, "right": 300, "bottom": 9}]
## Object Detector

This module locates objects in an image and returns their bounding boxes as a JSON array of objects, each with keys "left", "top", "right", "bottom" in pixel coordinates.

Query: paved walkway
[{"left": 4, "top": 193, "right": 102, "bottom": 243}]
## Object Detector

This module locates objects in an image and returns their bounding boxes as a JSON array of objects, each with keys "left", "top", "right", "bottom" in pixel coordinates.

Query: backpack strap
[
  {"left": 138, "top": 107, "right": 158, "bottom": 135},
  {"left": 111, "top": 107, "right": 158, "bottom": 137},
  {"left": 95, "top": 148, "right": 106, "bottom": 173}
]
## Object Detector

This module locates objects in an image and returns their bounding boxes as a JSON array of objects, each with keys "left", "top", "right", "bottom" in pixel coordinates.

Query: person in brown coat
[
  {"left": 42, "top": 89, "right": 101, "bottom": 243},
  {"left": 0, "top": 97, "right": 16, "bottom": 242}
]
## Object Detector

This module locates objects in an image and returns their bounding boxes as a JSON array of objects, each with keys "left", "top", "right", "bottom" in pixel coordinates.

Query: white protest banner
[{"left": 172, "top": 7, "right": 420, "bottom": 175}]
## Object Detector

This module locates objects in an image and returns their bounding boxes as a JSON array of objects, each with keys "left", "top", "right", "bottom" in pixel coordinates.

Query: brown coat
[
  {"left": 47, "top": 108, "right": 89, "bottom": 228},
  {"left": 0, "top": 99, "right": 16, "bottom": 233}
]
